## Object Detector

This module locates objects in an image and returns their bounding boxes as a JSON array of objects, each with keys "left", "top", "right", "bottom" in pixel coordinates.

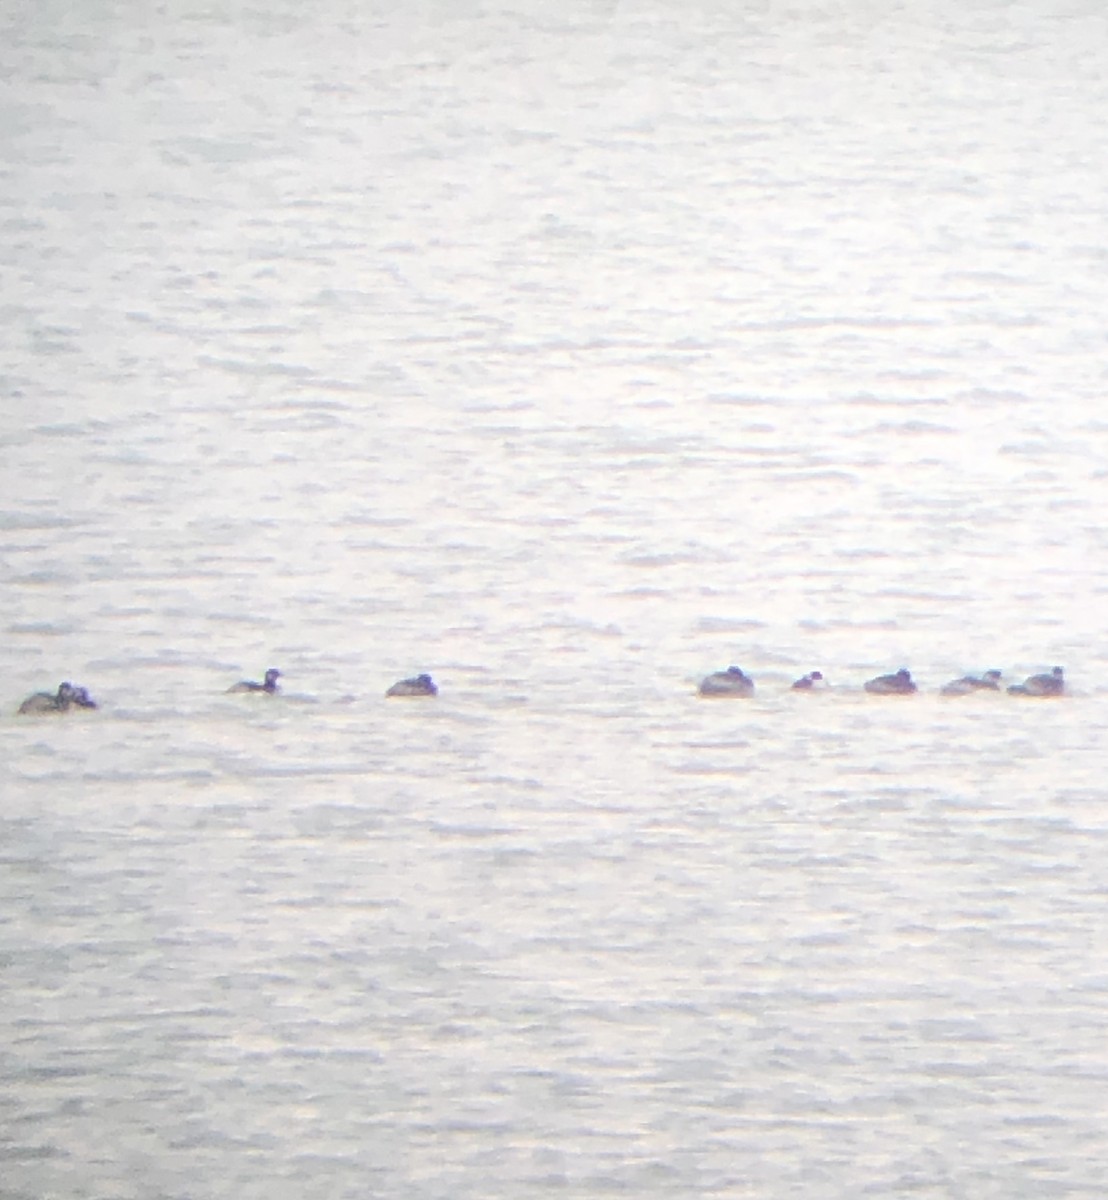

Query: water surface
[{"left": 2, "top": 1, "right": 1107, "bottom": 1197}]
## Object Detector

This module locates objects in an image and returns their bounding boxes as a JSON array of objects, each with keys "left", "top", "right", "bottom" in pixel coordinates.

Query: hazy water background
[{"left": 3, "top": 0, "right": 1108, "bottom": 1196}]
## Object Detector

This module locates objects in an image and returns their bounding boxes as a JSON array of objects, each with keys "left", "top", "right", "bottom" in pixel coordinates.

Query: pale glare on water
[{"left": 2, "top": 1, "right": 1107, "bottom": 1197}]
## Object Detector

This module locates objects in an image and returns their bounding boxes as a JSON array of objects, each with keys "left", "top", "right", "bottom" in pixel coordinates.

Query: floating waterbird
[
  {"left": 227, "top": 668, "right": 282, "bottom": 694},
  {"left": 386, "top": 673, "right": 438, "bottom": 697},
  {"left": 18, "top": 681, "right": 98, "bottom": 714},
  {"left": 864, "top": 668, "right": 917, "bottom": 695},
  {"left": 1007, "top": 666, "right": 1064, "bottom": 696},
  {"left": 940, "top": 669, "right": 1002, "bottom": 696},
  {"left": 698, "top": 666, "right": 755, "bottom": 697}
]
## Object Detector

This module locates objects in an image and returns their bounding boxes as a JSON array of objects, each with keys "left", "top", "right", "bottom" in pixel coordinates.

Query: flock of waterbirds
[
  {"left": 15, "top": 663, "right": 1066, "bottom": 716},
  {"left": 697, "top": 665, "right": 1065, "bottom": 697},
  {"left": 14, "top": 669, "right": 439, "bottom": 715}
]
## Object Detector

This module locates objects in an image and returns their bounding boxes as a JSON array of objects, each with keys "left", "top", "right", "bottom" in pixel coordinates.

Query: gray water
[{"left": 2, "top": 1, "right": 1107, "bottom": 1196}]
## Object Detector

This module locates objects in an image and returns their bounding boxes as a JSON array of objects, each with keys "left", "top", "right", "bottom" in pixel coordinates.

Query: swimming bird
[
  {"left": 940, "top": 669, "right": 1002, "bottom": 696},
  {"left": 386, "top": 673, "right": 438, "bottom": 697},
  {"left": 227, "top": 668, "right": 281, "bottom": 694},
  {"left": 18, "top": 681, "right": 98, "bottom": 714},
  {"left": 1007, "top": 666, "right": 1064, "bottom": 696},
  {"left": 864, "top": 668, "right": 917, "bottom": 695},
  {"left": 698, "top": 666, "right": 754, "bottom": 697},
  {"left": 791, "top": 670, "right": 824, "bottom": 690}
]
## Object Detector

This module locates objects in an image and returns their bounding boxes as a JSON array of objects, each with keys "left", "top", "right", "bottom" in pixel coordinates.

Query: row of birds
[
  {"left": 698, "top": 665, "right": 1065, "bottom": 697},
  {"left": 15, "top": 668, "right": 439, "bottom": 714},
  {"left": 16, "top": 664, "right": 1065, "bottom": 715}
]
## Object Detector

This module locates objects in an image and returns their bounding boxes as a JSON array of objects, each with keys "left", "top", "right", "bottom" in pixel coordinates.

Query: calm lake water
[{"left": 2, "top": 1, "right": 1107, "bottom": 1197}]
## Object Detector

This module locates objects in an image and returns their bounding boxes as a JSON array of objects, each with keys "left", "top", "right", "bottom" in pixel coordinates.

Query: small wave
[{"left": 0, "top": 512, "right": 85, "bottom": 532}]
